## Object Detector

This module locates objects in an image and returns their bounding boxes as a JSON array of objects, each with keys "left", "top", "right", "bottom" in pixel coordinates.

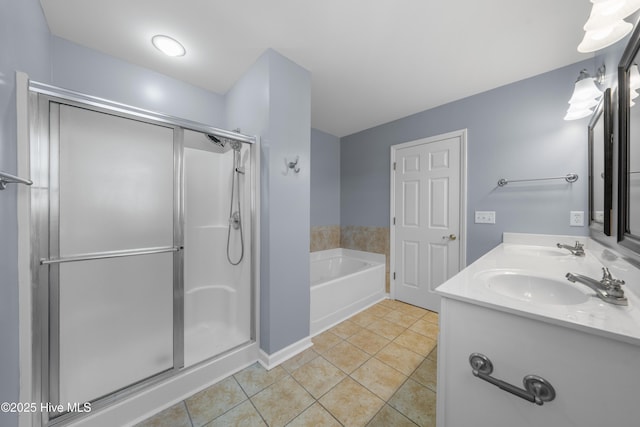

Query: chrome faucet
[
  {"left": 565, "top": 267, "right": 627, "bottom": 306},
  {"left": 556, "top": 241, "right": 585, "bottom": 256}
]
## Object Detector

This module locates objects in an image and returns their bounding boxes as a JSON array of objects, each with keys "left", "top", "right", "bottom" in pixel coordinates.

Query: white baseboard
[{"left": 258, "top": 337, "right": 313, "bottom": 370}]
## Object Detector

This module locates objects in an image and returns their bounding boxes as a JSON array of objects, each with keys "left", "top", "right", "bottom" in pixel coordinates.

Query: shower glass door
[{"left": 49, "top": 103, "right": 177, "bottom": 406}]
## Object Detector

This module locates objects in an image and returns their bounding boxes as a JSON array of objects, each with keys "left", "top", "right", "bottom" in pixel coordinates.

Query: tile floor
[{"left": 137, "top": 299, "right": 438, "bottom": 427}]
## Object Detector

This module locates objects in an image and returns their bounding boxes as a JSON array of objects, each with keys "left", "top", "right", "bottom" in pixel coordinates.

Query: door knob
[{"left": 443, "top": 234, "right": 457, "bottom": 241}]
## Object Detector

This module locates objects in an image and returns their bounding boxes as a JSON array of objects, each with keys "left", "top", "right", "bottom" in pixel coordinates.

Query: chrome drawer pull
[{"left": 469, "top": 353, "right": 556, "bottom": 406}]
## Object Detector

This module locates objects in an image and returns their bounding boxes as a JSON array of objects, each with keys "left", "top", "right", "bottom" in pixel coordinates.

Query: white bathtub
[{"left": 310, "top": 248, "right": 386, "bottom": 335}]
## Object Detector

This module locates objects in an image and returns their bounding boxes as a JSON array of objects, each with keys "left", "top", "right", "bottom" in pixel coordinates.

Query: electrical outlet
[
  {"left": 475, "top": 211, "right": 496, "bottom": 224},
  {"left": 570, "top": 211, "right": 584, "bottom": 227}
]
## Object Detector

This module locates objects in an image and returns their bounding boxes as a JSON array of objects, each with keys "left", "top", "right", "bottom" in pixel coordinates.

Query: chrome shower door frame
[
  {"left": 27, "top": 82, "right": 258, "bottom": 427},
  {"left": 30, "top": 89, "right": 185, "bottom": 426}
]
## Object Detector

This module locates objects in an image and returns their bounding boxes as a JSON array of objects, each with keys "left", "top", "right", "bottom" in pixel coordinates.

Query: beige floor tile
[
  {"left": 311, "top": 330, "right": 343, "bottom": 354},
  {"left": 351, "top": 357, "right": 408, "bottom": 401},
  {"left": 365, "top": 318, "right": 407, "bottom": 340},
  {"left": 185, "top": 377, "right": 248, "bottom": 427},
  {"left": 204, "top": 400, "right": 266, "bottom": 427},
  {"left": 367, "top": 404, "right": 418, "bottom": 427},
  {"left": 292, "top": 356, "right": 346, "bottom": 399},
  {"left": 409, "top": 318, "right": 439, "bottom": 340},
  {"left": 319, "top": 377, "right": 385, "bottom": 426},
  {"left": 383, "top": 310, "right": 421, "bottom": 328},
  {"left": 427, "top": 346, "right": 437, "bottom": 362},
  {"left": 329, "top": 319, "right": 362, "bottom": 339},
  {"left": 377, "top": 299, "right": 407, "bottom": 310},
  {"left": 250, "top": 375, "right": 314, "bottom": 427},
  {"left": 422, "top": 311, "right": 439, "bottom": 325},
  {"left": 375, "top": 342, "right": 424, "bottom": 376},
  {"left": 410, "top": 357, "right": 437, "bottom": 391},
  {"left": 350, "top": 310, "right": 379, "bottom": 327},
  {"left": 389, "top": 379, "right": 436, "bottom": 427},
  {"left": 135, "top": 402, "right": 191, "bottom": 427},
  {"left": 234, "top": 363, "right": 288, "bottom": 397},
  {"left": 287, "top": 402, "right": 341, "bottom": 427},
  {"left": 395, "top": 303, "right": 429, "bottom": 319},
  {"left": 323, "top": 340, "right": 370, "bottom": 374},
  {"left": 394, "top": 329, "right": 437, "bottom": 356},
  {"left": 347, "top": 328, "right": 390, "bottom": 355},
  {"left": 281, "top": 348, "right": 319, "bottom": 373},
  {"left": 363, "top": 303, "right": 392, "bottom": 318}
]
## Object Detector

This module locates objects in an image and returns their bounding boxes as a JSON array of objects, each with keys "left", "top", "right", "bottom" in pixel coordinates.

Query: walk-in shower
[
  {"left": 183, "top": 130, "right": 252, "bottom": 367},
  {"left": 25, "top": 82, "right": 258, "bottom": 427}
]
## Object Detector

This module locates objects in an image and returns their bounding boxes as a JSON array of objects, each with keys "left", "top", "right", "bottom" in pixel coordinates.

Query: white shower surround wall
[
  {"left": 183, "top": 138, "right": 252, "bottom": 367},
  {"left": 310, "top": 248, "right": 386, "bottom": 335}
]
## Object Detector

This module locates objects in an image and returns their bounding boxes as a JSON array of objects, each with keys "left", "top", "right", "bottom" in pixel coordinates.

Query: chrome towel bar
[
  {"left": 469, "top": 353, "right": 556, "bottom": 406},
  {"left": 497, "top": 173, "right": 578, "bottom": 187},
  {"left": 0, "top": 170, "right": 33, "bottom": 190},
  {"left": 40, "top": 246, "right": 181, "bottom": 265}
]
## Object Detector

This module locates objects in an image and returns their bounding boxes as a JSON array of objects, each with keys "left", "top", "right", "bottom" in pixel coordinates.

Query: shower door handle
[{"left": 40, "top": 246, "right": 181, "bottom": 265}]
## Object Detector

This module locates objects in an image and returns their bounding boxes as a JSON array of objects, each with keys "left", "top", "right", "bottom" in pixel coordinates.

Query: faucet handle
[
  {"left": 575, "top": 241, "right": 584, "bottom": 249},
  {"left": 602, "top": 267, "right": 625, "bottom": 287}
]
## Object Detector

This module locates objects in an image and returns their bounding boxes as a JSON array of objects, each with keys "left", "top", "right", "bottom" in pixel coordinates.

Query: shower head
[
  {"left": 206, "top": 134, "right": 221, "bottom": 144},
  {"left": 229, "top": 140, "right": 242, "bottom": 152},
  {"left": 204, "top": 133, "right": 243, "bottom": 153}
]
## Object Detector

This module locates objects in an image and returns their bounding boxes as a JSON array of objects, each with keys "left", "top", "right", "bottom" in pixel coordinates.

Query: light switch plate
[
  {"left": 570, "top": 211, "right": 584, "bottom": 227},
  {"left": 475, "top": 211, "right": 496, "bottom": 224}
]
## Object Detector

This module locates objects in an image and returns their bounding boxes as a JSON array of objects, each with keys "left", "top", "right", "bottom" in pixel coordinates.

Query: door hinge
[
  {"left": 393, "top": 161, "right": 396, "bottom": 171},
  {"left": 393, "top": 272, "right": 396, "bottom": 280},
  {"left": 393, "top": 217, "right": 396, "bottom": 225}
]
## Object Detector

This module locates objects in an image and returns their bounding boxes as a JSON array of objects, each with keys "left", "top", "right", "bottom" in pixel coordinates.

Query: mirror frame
[
  {"left": 618, "top": 23, "right": 640, "bottom": 254},
  {"left": 588, "top": 88, "right": 613, "bottom": 236}
]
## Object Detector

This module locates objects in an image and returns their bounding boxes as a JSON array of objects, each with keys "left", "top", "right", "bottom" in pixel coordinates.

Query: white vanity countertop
[{"left": 436, "top": 233, "right": 640, "bottom": 346}]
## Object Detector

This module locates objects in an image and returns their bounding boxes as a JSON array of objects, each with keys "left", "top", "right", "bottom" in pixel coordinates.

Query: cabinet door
[{"left": 437, "top": 299, "right": 640, "bottom": 427}]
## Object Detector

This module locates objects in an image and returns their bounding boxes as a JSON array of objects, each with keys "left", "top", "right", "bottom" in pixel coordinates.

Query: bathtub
[{"left": 310, "top": 248, "right": 386, "bottom": 335}]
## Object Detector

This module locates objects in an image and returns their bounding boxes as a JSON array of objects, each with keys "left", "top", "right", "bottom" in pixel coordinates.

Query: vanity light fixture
[
  {"left": 151, "top": 35, "right": 186, "bottom": 57},
  {"left": 564, "top": 68, "right": 604, "bottom": 120},
  {"left": 578, "top": 0, "right": 640, "bottom": 53}
]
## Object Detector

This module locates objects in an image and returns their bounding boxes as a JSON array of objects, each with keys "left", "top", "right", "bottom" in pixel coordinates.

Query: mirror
[
  {"left": 619, "top": 24, "right": 640, "bottom": 253},
  {"left": 588, "top": 88, "right": 613, "bottom": 236}
]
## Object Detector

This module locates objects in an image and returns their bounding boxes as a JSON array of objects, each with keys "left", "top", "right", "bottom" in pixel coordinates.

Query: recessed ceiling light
[{"left": 152, "top": 35, "right": 186, "bottom": 57}]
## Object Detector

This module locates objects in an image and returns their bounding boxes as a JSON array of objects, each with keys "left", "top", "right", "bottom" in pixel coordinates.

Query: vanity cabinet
[{"left": 436, "top": 298, "right": 640, "bottom": 427}]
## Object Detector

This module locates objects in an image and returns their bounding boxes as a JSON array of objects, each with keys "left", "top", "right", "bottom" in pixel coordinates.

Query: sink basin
[{"left": 476, "top": 270, "right": 590, "bottom": 305}]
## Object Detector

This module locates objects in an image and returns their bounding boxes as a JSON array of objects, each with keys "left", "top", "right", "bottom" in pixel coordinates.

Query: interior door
[{"left": 392, "top": 132, "right": 465, "bottom": 312}]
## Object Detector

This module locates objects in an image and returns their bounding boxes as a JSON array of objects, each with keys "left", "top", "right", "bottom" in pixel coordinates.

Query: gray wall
[
  {"left": 226, "top": 49, "right": 311, "bottom": 354},
  {"left": 341, "top": 60, "right": 595, "bottom": 263},
  {"left": 51, "top": 37, "right": 226, "bottom": 127},
  {"left": 0, "top": 1, "right": 51, "bottom": 425},
  {"left": 310, "top": 128, "right": 341, "bottom": 226}
]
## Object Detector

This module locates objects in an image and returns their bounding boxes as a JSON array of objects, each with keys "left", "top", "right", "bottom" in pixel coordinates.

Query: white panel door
[{"left": 393, "top": 132, "right": 464, "bottom": 312}]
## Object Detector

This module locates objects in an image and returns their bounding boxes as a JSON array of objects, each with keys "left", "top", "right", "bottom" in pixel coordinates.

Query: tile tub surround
[
  {"left": 310, "top": 225, "right": 341, "bottom": 252},
  {"left": 137, "top": 299, "right": 438, "bottom": 427},
  {"left": 341, "top": 226, "right": 390, "bottom": 292}
]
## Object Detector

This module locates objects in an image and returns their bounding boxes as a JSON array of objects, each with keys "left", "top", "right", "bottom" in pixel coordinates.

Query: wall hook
[{"left": 284, "top": 156, "right": 300, "bottom": 174}]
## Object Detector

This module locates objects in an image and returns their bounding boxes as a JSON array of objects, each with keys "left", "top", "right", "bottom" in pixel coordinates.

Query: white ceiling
[{"left": 39, "top": 0, "right": 593, "bottom": 137}]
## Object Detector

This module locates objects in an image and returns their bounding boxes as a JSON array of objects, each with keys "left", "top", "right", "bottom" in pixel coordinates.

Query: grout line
[
  {"left": 182, "top": 400, "right": 195, "bottom": 427},
  {"left": 139, "top": 302, "right": 438, "bottom": 427}
]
